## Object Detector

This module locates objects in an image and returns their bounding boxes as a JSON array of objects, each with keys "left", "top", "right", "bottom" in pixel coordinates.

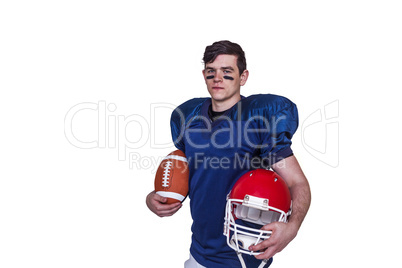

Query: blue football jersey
[{"left": 170, "top": 94, "right": 298, "bottom": 268}]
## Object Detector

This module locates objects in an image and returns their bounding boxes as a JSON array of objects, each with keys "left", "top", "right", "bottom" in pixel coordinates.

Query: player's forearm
[
  {"left": 272, "top": 155, "right": 311, "bottom": 229},
  {"left": 288, "top": 181, "right": 311, "bottom": 229}
]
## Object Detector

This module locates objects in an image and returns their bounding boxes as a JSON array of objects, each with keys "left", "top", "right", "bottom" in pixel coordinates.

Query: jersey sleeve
[
  {"left": 170, "top": 106, "right": 186, "bottom": 152},
  {"left": 170, "top": 98, "right": 208, "bottom": 152},
  {"left": 258, "top": 96, "right": 299, "bottom": 165}
]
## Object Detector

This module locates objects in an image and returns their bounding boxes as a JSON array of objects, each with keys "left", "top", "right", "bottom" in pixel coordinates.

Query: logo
[{"left": 301, "top": 100, "right": 339, "bottom": 167}]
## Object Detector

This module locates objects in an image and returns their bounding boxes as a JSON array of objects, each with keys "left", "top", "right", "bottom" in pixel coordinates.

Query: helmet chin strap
[
  {"left": 236, "top": 254, "right": 269, "bottom": 268},
  {"left": 230, "top": 234, "right": 269, "bottom": 268}
]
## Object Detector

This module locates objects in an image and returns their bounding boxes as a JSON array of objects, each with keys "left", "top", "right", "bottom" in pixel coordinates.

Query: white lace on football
[{"left": 162, "top": 161, "right": 172, "bottom": 187}]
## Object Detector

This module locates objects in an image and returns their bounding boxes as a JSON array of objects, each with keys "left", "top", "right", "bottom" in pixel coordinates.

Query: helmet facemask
[
  {"left": 224, "top": 194, "right": 291, "bottom": 255},
  {"left": 223, "top": 169, "right": 292, "bottom": 256}
]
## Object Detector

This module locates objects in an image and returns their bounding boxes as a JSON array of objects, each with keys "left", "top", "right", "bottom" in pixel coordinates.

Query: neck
[{"left": 211, "top": 95, "right": 241, "bottom": 112}]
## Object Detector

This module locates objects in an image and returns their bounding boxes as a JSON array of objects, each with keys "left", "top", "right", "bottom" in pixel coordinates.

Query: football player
[{"left": 146, "top": 40, "right": 311, "bottom": 268}]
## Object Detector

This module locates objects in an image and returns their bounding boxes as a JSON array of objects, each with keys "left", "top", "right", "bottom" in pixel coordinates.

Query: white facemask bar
[{"left": 224, "top": 198, "right": 290, "bottom": 256}]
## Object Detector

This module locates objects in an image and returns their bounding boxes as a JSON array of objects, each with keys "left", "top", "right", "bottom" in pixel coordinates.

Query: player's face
[{"left": 203, "top": 54, "right": 248, "bottom": 111}]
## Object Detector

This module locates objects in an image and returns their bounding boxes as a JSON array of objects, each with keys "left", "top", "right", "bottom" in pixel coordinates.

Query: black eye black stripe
[{"left": 206, "top": 75, "right": 234, "bottom": 80}]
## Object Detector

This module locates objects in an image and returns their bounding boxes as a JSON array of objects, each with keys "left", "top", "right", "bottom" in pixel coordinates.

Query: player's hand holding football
[
  {"left": 146, "top": 191, "right": 182, "bottom": 217},
  {"left": 248, "top": 221, "right": 298, "bottom": 260}
]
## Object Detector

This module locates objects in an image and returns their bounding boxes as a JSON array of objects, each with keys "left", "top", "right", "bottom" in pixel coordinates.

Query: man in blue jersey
[{"left": 146, "top": 41, "right": 311, "bottom": 267}]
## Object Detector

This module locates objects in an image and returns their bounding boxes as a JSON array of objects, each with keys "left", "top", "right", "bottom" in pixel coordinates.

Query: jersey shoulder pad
[
  {"left": 170, "top": 98, "right": 208, "bottom": 152},
  {"left": 171, "top": 97, "right": 209, "bottom": 123},
  {"left": 242, "top": 94, "right": 296, "bottom": 114}
]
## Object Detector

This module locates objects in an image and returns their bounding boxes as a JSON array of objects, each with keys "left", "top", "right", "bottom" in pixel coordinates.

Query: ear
[
  {"left": 240, "top": 70, "right": 249, "bottom": 86},
  {"left": 202, "top": 69, "right": 207, "bottom": 82}
]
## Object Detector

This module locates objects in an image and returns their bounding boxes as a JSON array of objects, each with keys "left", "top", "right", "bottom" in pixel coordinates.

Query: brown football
[{"left": 154, "top": 150, "right": 189, "bottom": 204}]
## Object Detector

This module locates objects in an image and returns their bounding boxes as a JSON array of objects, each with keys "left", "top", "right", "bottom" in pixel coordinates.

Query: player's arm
[
  {"left": 146, "top": 190, "right": 182, "bottom": 217},
  {"left": 249, "top": 155, "right": 311, "bottom": 259},
  {"left": 273, "top": 155, "right": 311, "bottom": 232}
]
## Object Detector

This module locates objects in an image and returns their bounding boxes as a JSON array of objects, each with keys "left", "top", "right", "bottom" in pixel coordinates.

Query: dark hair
[{"left": 203, "top": 40, "right": 247, "bottom": 75}]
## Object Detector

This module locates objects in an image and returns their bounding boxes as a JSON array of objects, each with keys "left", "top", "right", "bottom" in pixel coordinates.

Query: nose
[{"left": 213, "top": 70, "right": 223, "bottom": 82}]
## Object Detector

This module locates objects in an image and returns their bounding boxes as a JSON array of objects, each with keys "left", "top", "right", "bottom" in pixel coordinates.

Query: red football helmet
[{"left": 224, "top": 169, "right": 292, "bottom": 256}]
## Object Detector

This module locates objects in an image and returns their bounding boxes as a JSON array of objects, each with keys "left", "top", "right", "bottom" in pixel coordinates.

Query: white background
[{"left": 1, "top": 0, "right": 401, "bottom": 267}]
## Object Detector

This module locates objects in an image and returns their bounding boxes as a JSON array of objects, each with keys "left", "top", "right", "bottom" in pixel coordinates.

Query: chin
[
  {"left": 209, "top": 91, "right": 225, "bottom": 100},
  {"left": 210, "top": 95, "right": 227, "bottom": 102}
]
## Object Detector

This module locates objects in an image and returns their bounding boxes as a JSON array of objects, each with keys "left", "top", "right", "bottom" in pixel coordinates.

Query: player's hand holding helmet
[{"left": 224, "top": 169, "right": 292, "bottom": 256}]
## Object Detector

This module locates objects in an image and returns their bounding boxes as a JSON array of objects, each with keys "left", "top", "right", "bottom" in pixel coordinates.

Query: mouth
[{"left": 212, "top": 86, "right": 224, "bottom": 90}]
